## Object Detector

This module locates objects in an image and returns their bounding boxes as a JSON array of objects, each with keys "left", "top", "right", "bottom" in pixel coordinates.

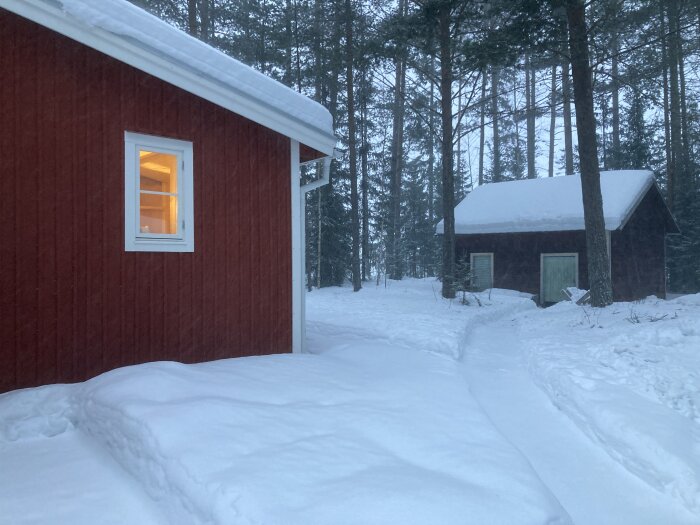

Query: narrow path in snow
[{"left": 463, "top": 318, "right": 697, "bottom": 525}]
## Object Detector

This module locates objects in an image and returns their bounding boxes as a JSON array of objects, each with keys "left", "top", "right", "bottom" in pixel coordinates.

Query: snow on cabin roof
[
  {"left": 435, "top": 170, "right": 659, "bottom": 235},
  {"left": 2, "top": 0, "right": 335, "bottom": 155}
]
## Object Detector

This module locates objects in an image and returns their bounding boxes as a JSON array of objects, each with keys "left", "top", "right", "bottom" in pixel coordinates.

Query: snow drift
[{"left": 523, "top": 294, "right": 700, "bottom": 514}]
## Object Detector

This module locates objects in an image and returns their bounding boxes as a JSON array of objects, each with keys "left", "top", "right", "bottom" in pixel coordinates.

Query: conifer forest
[{"left": 134, "top": 0, "right": 700, "bottom": 299}]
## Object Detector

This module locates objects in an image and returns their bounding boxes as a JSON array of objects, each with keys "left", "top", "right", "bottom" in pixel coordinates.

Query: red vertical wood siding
[{"left": 0, "top": 10, "right": 292, "bottom": 392}]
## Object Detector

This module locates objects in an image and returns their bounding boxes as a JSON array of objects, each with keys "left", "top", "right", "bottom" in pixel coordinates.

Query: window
[
  {"left": 470, "top": 253, "right": 494, "bottom": 291},
  {"left": 124, "top": 132, "right": 194, "bottom": 252}
]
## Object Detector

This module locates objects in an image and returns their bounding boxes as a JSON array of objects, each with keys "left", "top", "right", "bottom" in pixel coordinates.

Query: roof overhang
[{"left": 1, "top": 0, "right": 336, "bottom": 156}]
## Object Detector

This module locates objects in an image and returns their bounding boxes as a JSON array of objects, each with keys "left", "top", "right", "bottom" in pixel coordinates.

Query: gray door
[
  {"left": 541, "top": 255, "right": 577, "bottom": 303},
  {"left": 471, "top": 254, "right": 493, "bottom": 291}
]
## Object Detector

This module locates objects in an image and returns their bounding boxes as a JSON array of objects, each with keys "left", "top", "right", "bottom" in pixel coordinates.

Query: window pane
[
  {"left": 140, "top": 193, "right": 178, "bottom": 234},
  {"left": 139, "top": 150, "right": 178, "bottom": 194}
]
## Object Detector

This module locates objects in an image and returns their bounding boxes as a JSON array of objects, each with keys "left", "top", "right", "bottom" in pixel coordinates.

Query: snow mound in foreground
[
  {"left": 69, "top": 346, "right": 568, "bottom": 525},
  {"left": 0, "top": 384, "right": 75, "bottom": 441},
  {"left": 523, "top": 294, "right": 700, "bottom": 514}
]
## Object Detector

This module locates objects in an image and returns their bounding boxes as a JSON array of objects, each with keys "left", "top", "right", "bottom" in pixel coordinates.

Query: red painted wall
[{"left": 0, "top": 9, "right": 292, "bottom": 392}]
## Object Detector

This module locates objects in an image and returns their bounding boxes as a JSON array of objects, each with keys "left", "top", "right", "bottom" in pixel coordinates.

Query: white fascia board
[{"left": 2, "top": 0, "right": 336, "bottom": 156}]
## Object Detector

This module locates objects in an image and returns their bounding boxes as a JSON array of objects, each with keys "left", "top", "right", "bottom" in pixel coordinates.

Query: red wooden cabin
[{"left": 0, "top": 0, "right": 335, "bottom": 392}]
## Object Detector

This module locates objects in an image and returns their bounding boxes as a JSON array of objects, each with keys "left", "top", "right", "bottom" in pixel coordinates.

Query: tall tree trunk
[
  {"left": 360, "top": 81, "right": 369, "bottom": 282},
  {"left": 679, "top": 46, "right": 690, "bottom": 173},
  {"left": 427, "top": 54, "right": 436, "bottom": 277},
  {"left": 317, "top": 191, "right": 322, "bottom": 289},
  {"left": 345, "top": 0, "right": 361, "bottom": 292},
  {"left": 526, "top": 56, "right": 536, "bottom": 179},
  {"left": 294, "top": 0, "right": 302, "bottom": 91},
  {"left": 305, "top": 191, "right": 313, "bottom": 291},
  {"left": 187, "top": 0, "right": 197, "bottom": 36},
  {"left": 549, "top": 64, "right": 557, "bottom": 177},
  {"left": 513, "top": 75, "right": 523, "bottom": 178},
  {"left": 600, "top": 91, "right": 608, "bottom": 170},
  {"left": 668, "top": 0, "right": 684, "bottom": 206},
  {"left": 561, "top": 15, "right": 575, "bottom": 175},
  {"left": 387, "top": 0, "right": 407, "bottom": 281},
  {"left": 611, "top": 34, "right": 621, "bottom": 169},
  {"left": 478, "top": 70, "right": 487, "bottom": 185},
  {"left": 429, "top": 56, "right": 436, "bottom": 226},
  {"left": 312, "top": 0, "right": 323, "bottom": 288},
  {"left": 199, "top": 0, "right": 210, "bottom": 41},
  {"left": 439, "top": 3, "right": 455, "bottom": 299},
  {"left": 284, "top": 0, "right": 294, "bottom": 86},
  {"left": 456, "top": 88, "right": 462, "bottom": 195},
  {"left": 566, "top": 0, "right": 613, "bottom": 307},
  {"left": 661, "top": 1, "right": 673, "bottom": 208},
  {"left": 491, "top": 68, "right": 502, "bottom": 182}
]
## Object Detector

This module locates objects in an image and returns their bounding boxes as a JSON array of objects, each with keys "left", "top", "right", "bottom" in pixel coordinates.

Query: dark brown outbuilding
[
  {"left": 0, "top": 0, "right": 335, "bottom": 392},
  {"left": 437, "top": 171, "right": 679, "bottom": 304}
]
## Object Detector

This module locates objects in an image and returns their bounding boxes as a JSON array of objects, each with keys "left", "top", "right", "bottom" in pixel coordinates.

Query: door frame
[
  {"left": 470, "top": 252, "right": 494, "bottom": 291},
  {"left": 540, "top": 252, "right": 579, "bottom": 304}
]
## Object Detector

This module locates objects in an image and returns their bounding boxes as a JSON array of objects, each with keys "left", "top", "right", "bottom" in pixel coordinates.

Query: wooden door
[
  {"left": 470, "top": 253, "right": 494, "bottom": 291},
  {"left": 541, "top": 254, "right": 578, "bottom": 303}
]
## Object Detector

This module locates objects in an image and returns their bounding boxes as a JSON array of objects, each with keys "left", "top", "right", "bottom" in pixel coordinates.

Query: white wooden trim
[
  {"left": 124, "top": 132, "right": 194, "bottom": 252},
  {"left": 290, "top": 140, "right": 303, "bottom": 353},
  {"left": 469, "top": 252, "right": 494, "bottom": 290},
  {"left": 2, "top": 0, "right": 336, "bottom": 156},
  {"left": 540, "top": 253, "right": 579, "bottom": 303}
]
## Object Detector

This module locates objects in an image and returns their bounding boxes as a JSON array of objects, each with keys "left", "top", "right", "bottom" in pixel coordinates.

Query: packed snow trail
[{"left": 463, "top": 318, "right": 698, "bottom": 525}]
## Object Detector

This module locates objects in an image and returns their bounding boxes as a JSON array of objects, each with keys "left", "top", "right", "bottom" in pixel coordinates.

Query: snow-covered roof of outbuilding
[
  {"left": 436, "top": 170, "right": 677, "bottom": 235},
  {"left": 2, "top": 0, "right": 335, "bottom": 156}
]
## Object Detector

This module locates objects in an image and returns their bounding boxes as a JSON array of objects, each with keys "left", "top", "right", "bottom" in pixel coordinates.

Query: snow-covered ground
[
  {"left": 2, "top": 278, "right": 698, "bottom": 524},
  {"left": 1, "top": 281, "right": 566, "bottom": 525},
  {"left": 519, "top": 294, "right": 700, "bottom": 515},
  {"left": 308, "top": 279, "right": 700, "bottom": 523}
]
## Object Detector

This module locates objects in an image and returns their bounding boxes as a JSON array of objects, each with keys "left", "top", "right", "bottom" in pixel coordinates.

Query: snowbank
[
  {"left": 69, "top": 349, "right": 567, "bottom": 525},
  {"left": 521, "top": 295, "right": 700, "bottom": 514},
  {"left": 0, "top": 384, "right": 75, "bottom": 441}
]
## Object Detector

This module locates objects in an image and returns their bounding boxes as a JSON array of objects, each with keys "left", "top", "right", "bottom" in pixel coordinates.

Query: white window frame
[
  {"left": 124, "top": 131, "right": 194, "bottom": 252},
  {"left": 540, "top": 253, "right": 579, "bottom": 303},
  {"left": 470, "top": 252, "right": 494, "bottom": 290}
]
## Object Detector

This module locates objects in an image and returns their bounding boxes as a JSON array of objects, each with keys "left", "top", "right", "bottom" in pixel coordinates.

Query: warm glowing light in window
[{"left": 139, "top": 150, "right": 178, "bottom": 235}]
